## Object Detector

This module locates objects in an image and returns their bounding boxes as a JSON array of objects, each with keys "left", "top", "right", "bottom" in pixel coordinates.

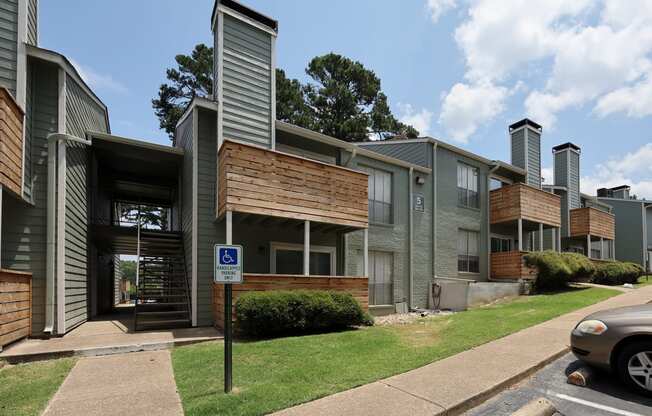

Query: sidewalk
[
  {"left": 42, "top": 350, "right": 183, "bottom": 416},
  {"left": 274, "top": 285, "right": 652, "bottom": 416}
]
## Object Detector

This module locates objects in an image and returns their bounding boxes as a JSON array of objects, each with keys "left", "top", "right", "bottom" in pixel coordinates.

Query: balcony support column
[
  {"left": 600, "top": 237, "right": 604, "bottom": 260},
  {"left": 539, "top": 223, "right": 544, "bottom": 251},
  {"left": 586, "top": 234, "right": 591, "bottom": 258},
  {"left": 557, "top": 227, "right": 562, "bottom": 252},
  {"left": 551, "top": 228, "right": 556, "bottom": 251},
  {"left": 363, "top": 228, "right": 369, "bottom": 277},
  {"left": 517, "top": 218, "right": 523, "bottom": 251},
  {"left": 304, "top": 220, "right": 310, "bottom": 276}
]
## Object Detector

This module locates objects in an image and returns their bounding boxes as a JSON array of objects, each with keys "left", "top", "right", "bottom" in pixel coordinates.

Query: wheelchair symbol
[{"left": 220, "top": 248, "right": 238, "bottom": 265}]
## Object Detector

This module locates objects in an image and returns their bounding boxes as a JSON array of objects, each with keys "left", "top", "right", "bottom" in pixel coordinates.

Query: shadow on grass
[
  {"left": 233, "top": 325, "right": 366, "bottom": 343},
  {"left": 535, "top": 285, "right": 592, "bottom": 295}
]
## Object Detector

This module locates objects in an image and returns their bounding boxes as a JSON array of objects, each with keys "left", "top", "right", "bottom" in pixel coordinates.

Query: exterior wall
[
  {"left": 569, "top": 151, "right": 580, "bottom": 209},
  {"left": 26, "top": 0, "right": 37, "bottom": 46},
  {"left": 511, "top": 129, "right": 525, "bottom": 170},
  {"left": 65, "top": 75, "right": 108, "bottom": 137},
  {"left": 345, "top": 154, "right": 412, "bottom": 308},
  {"left": 61, "top": 73, "right": 108, "bottom": 331},
  {"left": 23, "top": 57, "right": 32, "bottom": 199},
  {"left": 176, "top": 111, "right": 194, "bottom": 322},
  {"left": 0, "top": 269, "right": 31, "bottom": 347},
  {"left": 435, "top": 146, "right": 489, "bottom": 282},
  {"left": 599, "top": 198, "right": 646, "bottom": 266},
  {"left": 0, "top": 0, "right": 18, "bottom": 95},
  {"left": 215, "top": 11, "right": 274, "bottom": 148},
  {"left": 113, "top": 255, "right": 121, "bottom": 305},
  {"left": 526, "top": 129, "right": 541, "bottom": 188},
  {"left": 358, "top": 142, "right": 430, "bottom": 168},
  {"left": 1, "top": 60, "right": 57, "bottom": 334}
]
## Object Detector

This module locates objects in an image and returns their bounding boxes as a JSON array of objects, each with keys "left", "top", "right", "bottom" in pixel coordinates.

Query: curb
[
  {"left": 435, "top": 348, "right": 570, "bottom": 416},
  {"left": 1, "top": 336, "right": 222, "bottom": 364}
]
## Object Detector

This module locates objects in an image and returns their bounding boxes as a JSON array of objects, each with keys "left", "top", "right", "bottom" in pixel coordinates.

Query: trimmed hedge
[
  {"left": 235, "top": 290, "right": 373, "bottom": 337},
  {"left": 592, "top": 262, "right": 644, "bottom": 285},
  {"left": 524, "top": 250, "right": 643, "bottom": 290}
]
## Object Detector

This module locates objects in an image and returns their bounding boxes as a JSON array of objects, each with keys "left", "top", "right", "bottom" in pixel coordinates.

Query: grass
[
  {"left": 172, "top": 287, "right": 619, "bottom": 416},
  {"left": 635, "top": 274, "right": 652, "bottom": 287},
  {"left": 0, "top": 358, "right": 76, "bottom": 416}
]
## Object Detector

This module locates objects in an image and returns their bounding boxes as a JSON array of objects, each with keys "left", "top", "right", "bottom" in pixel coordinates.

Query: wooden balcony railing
[
  {"left": 217, "top": 140, "right": 368, "bottom": 228},
  {"left": 490, "top": 251, "right": 537, "bottom": 280},
  {"left": 212, "top": 274, "right": 368, "bottom": 329},
  {"left": 570, "top": 207, "right": 615, "bottom": 239},
  {"left": 490, "top": 183, "right": 561, "bottom": 227},
  {"left": 1, "top": 269, "right": 32, "bottom": 348},
  {"left": 0, "top": 88, "right": 24, "bottom": 197}
]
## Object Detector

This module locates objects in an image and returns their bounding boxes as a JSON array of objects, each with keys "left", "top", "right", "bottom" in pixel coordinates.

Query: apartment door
[{"left": 368, "top": 251, "right": 393, "bottom": 306}]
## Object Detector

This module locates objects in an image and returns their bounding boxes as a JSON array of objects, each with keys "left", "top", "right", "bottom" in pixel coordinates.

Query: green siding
[
  {"left": 176, "top": 111, "right": 194, "bottom": 321},
  {"left": 359, "top": 142, "right": 430, "bottom": 168},
  {"left": 22, "top": 58, "right": 33, "bottom": 199},
  {"left": 1, "top": 60, "right": 57, "bottom": 334},
  {"left": 527, "top": 130, "right": 541, "bottom": 188},
  {"left": 0, "top": 0, "right": 17, "bottom": 95},
  {"left": 65, "top": 75, "right": 108, "bottom": 138},
  {"left": 218, "top": 13, "right": 273, "bottom": 148},
  {"left": 599, "top": 198, "right": 646, "bottom": 266},
  {"left": 26, "top": 0, "right": 36, "bottom": 46}
]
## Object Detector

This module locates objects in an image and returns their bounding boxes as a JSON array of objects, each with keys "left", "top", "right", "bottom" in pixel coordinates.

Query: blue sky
[{"left": 41, "top": 0, "right": 652, "bottom": 197}]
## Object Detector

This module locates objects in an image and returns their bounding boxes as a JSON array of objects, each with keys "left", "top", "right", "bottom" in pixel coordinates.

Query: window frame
[
  {"left": 360, "top": 164, "right": 394, "bottom": 225},
  {"left": 269, "top": 242, "right": 337, "bottom": 276},
  {"left": 365, "top": 250, "right": 394, "bottom": 307},
  {"left": 457, "top": 162, "right": 480, "bottom": 209},
  {"left": 490, "top": 234, "right": 513, "bottom": 253},
  {"left": 458, "top": 229, "right": 480, "bottom": 274}
]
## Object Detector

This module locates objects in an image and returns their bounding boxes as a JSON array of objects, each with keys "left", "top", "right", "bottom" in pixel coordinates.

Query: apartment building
[
  {"left": 0, "top": 0, "right": 623, "bottom": 345},
  {"left": 597, "top": 185, "right": 652, "bottom": 271}
]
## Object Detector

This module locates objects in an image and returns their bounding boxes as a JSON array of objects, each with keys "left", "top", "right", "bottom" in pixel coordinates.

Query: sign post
[{"left": 214, "top": 244, "right": 243, "bottom": 393}]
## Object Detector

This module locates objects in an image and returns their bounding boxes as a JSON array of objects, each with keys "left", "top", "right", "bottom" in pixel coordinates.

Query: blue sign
[{"left": 214, "top": 244, "right": 243, "bottom": 284}]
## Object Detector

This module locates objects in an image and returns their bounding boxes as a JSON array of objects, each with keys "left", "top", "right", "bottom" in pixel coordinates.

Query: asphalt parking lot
[{"left": 466, "top": 353, "right": 652, "bottom": 416}]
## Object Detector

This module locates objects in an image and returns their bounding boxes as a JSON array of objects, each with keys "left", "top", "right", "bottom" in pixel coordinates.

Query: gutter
[
  {"left": 44, "top": 133, "right": 92, "bottom": 335},
  {"left": 432, "top": 143, "right": 437, "bottom": 283}
]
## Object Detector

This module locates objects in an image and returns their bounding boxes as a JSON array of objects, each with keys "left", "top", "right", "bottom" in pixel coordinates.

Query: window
[
  {"left": 270, "top": 242, "right": 336, "bottom": 276},
  {"left": 491, "top": 236, "right": 512, "bottom": 253},
  {"left": 458, "top": 163, "right": 479, "bottom": 208},
  {"left": 363, "top": 251, "right": 393, "bottom": 306},
  {"left": 458, "top": 230, "right": 480, "bottom": 273},
  {"left": 360, "top": 166, "right": 392, "bottom": 224}
]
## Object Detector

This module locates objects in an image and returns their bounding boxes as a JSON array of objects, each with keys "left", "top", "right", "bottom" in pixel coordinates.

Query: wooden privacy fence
[
  {"left": 212, "top": 274, "right": 368, "bottom": 330},
  {"left": 490, "top": 251, "right": 537, "bottom": 280},
  {"left": 0, "top": 87, "right": 24, "bottom": 197},
  {"left": 0, "top": 269, "right": 32, "bottom": 349}
]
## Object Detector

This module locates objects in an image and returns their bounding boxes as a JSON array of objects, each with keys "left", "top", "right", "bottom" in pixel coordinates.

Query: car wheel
[{"left": 616, "top": 341, "right": 652, "bottom": 396}]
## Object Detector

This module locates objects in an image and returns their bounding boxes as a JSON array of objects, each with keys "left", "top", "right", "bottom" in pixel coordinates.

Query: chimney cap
[
  {"left": 213, "top": 0, "right": 279, "bottom": 31},
  {"left": 552, "top": 142, "right": 581, "bottom": 153},
  {"left": 509, "top": 118, "right": 542, "bottom": 131}
]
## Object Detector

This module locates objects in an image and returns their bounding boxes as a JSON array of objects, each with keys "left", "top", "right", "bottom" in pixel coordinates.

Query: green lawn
[
  {"left": 635, "top": 275, "right": 652, "bottom": 287},
  {"left": 172, "top": 287, "right": 619, "bottom": 416},
  {"left": 0, "top": 358, "right": 76, "bottom": 416}
]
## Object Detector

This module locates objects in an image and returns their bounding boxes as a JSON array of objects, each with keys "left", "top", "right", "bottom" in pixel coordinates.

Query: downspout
[
  {"left": 343, "top": 148, "right": 357, "bottom": 276},
  {"left": 431, "top": 143, "right": 437, "bottom": 280},
  {"left": 487, "top": 165, "right": 500, "bottom": 281},
  {"left": 45, "top": 133, "right": 92, "bottom": 334},
  {"left": 408, "top": 167, "right": 414, "bottom": 310}
]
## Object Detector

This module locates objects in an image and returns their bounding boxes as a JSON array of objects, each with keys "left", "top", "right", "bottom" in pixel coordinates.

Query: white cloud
[
  {"left": 397, "top": 103, "right": 434, "bottom": 136},
  {"left": 437, "top": 0, "right": 652, "bottom": 138},
  {"left": 426, "top": 0, "right": 457, "bottom": 23},
  {"left": 581, "top": 143, "right": 652, "bottom": 199},
  {"left": 438, "top": 81, "right": 508, "bottom": 143},
  {"left": 541, "top": 166, "right": 554, "bottom": 184},
  {"left": 69, "top": 59, "right": 128, "bottom": 94}
]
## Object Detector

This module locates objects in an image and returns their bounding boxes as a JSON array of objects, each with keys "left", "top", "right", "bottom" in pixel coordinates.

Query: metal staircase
[{"left": 134, "top": 231, "right": 191, "bottom": 331}]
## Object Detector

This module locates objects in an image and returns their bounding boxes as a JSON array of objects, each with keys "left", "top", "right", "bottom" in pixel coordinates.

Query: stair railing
[{"left": 134, "top": 205, "right": 141, "bottom": 330}]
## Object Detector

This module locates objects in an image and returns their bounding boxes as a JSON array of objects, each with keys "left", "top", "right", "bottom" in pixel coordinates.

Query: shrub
[
  {"left": 560, "top": 252, "right": 596, "bottom": 280},
  {"left": 235, "top": 290, "right": 373, "bottom": 337},
  {"left": 524, "top": 251, "right": 572, "bottom": 290},
  {"left": 592, "top": 262, "right": 644, "bottom": 285}
]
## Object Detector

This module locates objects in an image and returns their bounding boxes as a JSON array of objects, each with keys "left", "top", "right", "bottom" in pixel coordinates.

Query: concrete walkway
[
  {"left": 43, "top": 350, "right": 184, "bottom": 416},
  {"left": 275, "top": 286, "right": 652, "bottom": 416},
  {"left": 1, "top": 314, "right": 221, "bottom": 363}
]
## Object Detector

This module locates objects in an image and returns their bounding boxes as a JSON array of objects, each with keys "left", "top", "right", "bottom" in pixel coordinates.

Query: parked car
[{"left": 571, "top": 304, "right": 652, "bottom": 396}]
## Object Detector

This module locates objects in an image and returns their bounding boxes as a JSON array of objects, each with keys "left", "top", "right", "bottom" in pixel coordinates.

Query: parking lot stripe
[{"left": 554, "top": 393, "right": 644, "bottom": 416}]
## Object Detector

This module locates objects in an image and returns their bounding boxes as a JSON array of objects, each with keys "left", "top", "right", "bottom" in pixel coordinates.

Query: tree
[
  {"left": 120, "top": 260, "right": 137, "bottom": 284},
  {"left": 152, "top": 44, "right": 213, "bottom": 138},
  {"left": 154, "top": 46, "right": 418, "bottom": 142}
]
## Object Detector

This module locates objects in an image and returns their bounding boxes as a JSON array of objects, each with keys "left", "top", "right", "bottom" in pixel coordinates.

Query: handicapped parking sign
[{"left": 214, "top": 244, "right": 243, "bottom": 283}]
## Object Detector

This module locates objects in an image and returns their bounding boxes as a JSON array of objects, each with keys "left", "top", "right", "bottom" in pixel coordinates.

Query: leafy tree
[
  {"left": 152, "top": 44, "right": 213, "bottom": 138},
  {"left": 153, "top": 46, "right": 418, "bottom": 142},
  {"left": 120, "top": 260, "right": 137, "bottom": 284}
]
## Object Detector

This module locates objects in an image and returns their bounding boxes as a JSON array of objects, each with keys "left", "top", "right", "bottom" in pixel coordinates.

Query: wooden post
[
  {"left": 586, "top": 234, "right": 591, "bottom": 258},
  {"left": 363, "top": 228, "right": 369, "bottom": 277},
  {"left": 557, "top": 227, "right": 562, "bottom": 252},
  {"left": 303, "top": 220, "right": 310, "bottom": 276},
  {"left": 0, "top": 185, "right": 3, "bottom": 267},
  {"left": 518, "top": 218, "right": 523, "bottom": 251},
  {"left": 551, "top": 227, "right": 556, "bottom": 251},
  {"left": 539, "top": 223, "right": 544, "bottom": 251},
  {"left": 600, "top": 237, "right": 604, "bottom": 260}
]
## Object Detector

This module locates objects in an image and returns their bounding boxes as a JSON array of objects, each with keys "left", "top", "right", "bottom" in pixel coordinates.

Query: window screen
[
  {"left": 458, "top": 163, "right": 479, "bottom": 208},
  {"left": 360, "top": 166, "right": 392, "bottom": 224},
  {"left": 458, "top": 230, "right": 480, "bottom": 273}
]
